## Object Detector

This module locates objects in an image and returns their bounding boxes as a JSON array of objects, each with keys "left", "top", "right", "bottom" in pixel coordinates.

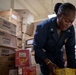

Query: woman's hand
[
  {"left": 47, "top": 61, "right": 58, "bottom": 75},
  {"left": 44, "top": 58, "right": 58, "bottom": 75}
]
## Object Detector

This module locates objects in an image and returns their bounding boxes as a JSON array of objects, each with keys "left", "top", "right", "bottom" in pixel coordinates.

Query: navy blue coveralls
[{"left": 33, "top": 17, "right": 75, "bottom": 74}]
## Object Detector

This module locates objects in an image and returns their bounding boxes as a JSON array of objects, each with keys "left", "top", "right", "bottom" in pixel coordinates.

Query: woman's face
[{"left": 57, "top": 11, "right": 75, "bottom": 31}]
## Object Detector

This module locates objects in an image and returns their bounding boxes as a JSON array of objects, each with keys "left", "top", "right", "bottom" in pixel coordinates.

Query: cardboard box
[
  {"left": 15, "top": 50, "right": 30, "bottom": 67},
  {"left": 16, "top": 22, "right": 22, "bottom": 39},
  {"left": 36, "top": 64, "right": 41, "bottom": 75},
  {"left": 9, "top": 69, "right": 18, "bottom": 75},
  {"left": 55, "top": 68, "right": 75, "bottom": 75},
  {"left": 24, "top": 34, "right": 33, "bottom": 42},
  {"left": 17, "top": 39, "right": 22, "bottom": 48},
  {"left": 22, "top": 66, "right": 36, "bottom": 75},
  {"left": 0, "top": 47, "right": 15, "bottom": 56},
  {"left": 0, "top": 31, "right": 17, "bottom": 48},
  {"left": 0, "top": 9, "right": 22, "bottom": 25},
  {"left": 0, "top": 54, "right": 16, "bottom": 75},
  {"left": 0, "top": 61, "right": 15, "bottom": 70},
  {"left": 32, "top": 21, "right": 42, "bottom": 36},
  {"left": 0, "top": 62, "right": 17, "bottom": 75},
  {"left": 10, "top": 9, "right": 22, "bottom": 25},
  {"left": 25, "top": 23, "right": 34, "bottom": 36},
  {"left": 31, "top": 55, "right": 36, "bottom": 65},
  {"left": 0, "top": 17, "right": 16, "bottom": 36},
  {"left": 0, "top": 53, "right": 17, "bottom": 75},
  {"left": 0, "top": 9, "right": 22, "bottom": 38},
  {"left": 0, "top": 53, "right": 15, "bottom": 62},
  {"left": 0, "top": 69, "right": 9, "bottom": 75}
]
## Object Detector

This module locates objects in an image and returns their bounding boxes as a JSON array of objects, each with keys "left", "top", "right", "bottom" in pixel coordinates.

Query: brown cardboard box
[
  {"left": 0, "top": 52, "right": 17, "bottom": 75},
  {"left": 16, "top": 22, "right": 22, "bottom": 39},
  {"left": 0, "top": 69, "right": 9, "bottom": 75},
  {"left": 0, "top": 9, "right": 22, "bottom": 39},
  {"left": 0, "top": 69, "right": 17, "bottom": 75},
  {"left": 25, "top": 23, "right": 34, "bottom": 36},
  {"left": 24, "top": 21, "right": 41, "bottom": 37},
  {"left": 0, "top": 17, "right": 16, "bottom": 36},
  {"left": 17, "top": 39, "right": 22, "bottom": 48},
  {"left": 32, "top": 21, "right": 42, "bottom": 35},
  {"left": 0, "top": 9, "right": 22, "bottom": 25},
  {"left": 0, "top": 62, "right": 16, "bottom": 75},
  {"left": 0, "top": 54, "right": 16, "bottom": 75},
  {"left": 24, "top": 34, "right": 34, "bottom": 42},
  {"left": 10, "top": 9, "right": 22, "bottom": 25},
  {"left": 0, "top": 30, "right": 17, "bottom": 48},
  {"left": 0, "top": 53, "right": 15, "bottom": 62},
  {"left": 0, "top": 47, "right": 15, "bottom": 56}
]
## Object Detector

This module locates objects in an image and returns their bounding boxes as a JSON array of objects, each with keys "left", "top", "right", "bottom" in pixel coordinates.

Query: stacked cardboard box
[
  {"left": 0, "top": 17, "right": 18, "bottom": 75},
  {"left": 24, "top": 21, "right": 42, "bottom": 51},
  {"left": 0, "top": 17, "right": 16, "bottom": 36},
  {"left": 0, "top": 47, "right": 18, "bottom": 75},
  {"left": 17, "top": 39, "right": 22, "bottom": 49},
  {"left": 0, "top": 9, "right": 22, "bottom": 25},
  {"left": 0, "top": 31, "right": 17, "bottom": 48},
  {"left": 0, "top": 9, "right": 22, "bottom": 49},
  {"left": 0, "top": 47, "right": 15, "bottom": 55},
  {"left": 24, "top": 23, "right": 34, "bottom": 36},
  {"left": 0, "top": 17, "right": 17, "bottom": 48}
]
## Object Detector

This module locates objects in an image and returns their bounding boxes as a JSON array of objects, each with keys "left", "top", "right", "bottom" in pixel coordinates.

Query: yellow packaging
[{"left": 55, "top": 68, "right": 75, "bottom": 75}]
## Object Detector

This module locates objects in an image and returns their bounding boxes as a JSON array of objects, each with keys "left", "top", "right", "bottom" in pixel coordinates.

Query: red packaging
[
  {"left": 22, "top": 66, "right": 36, "bottom": 75},
  {"left": 15, "top": 50, "right": 30, "bottom": 67}
]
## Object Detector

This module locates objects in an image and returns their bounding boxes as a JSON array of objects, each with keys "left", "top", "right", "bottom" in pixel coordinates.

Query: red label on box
[
  {"left": 22, "top": 66, "right": 36, "bottom": 75},
  {"left": 15, "top": 50, "right": 30, "bottom": 67}
]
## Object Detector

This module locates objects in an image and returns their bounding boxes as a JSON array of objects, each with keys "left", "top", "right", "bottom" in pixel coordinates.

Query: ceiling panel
[
  {"left": 23, "top": 0, "right": 50, "bottom": 15},
  {"left": 15, "top": 0, "right": 76, "bottom": 21}
]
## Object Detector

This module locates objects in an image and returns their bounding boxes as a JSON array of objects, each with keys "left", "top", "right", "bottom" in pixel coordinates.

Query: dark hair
[
  {"left": 58, "top": 3, "right": 76, "bottom": 15},
  {"left": 54, "top": 3, "right": 62, "bottom": 14}
]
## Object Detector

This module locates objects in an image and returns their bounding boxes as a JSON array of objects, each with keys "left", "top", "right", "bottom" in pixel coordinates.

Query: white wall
[
  {"left": 0, "top": 0, "right": 25, "bottom": 11},
  {"left": 0, "top": 0, "right": 11, "bottom": 10}
]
